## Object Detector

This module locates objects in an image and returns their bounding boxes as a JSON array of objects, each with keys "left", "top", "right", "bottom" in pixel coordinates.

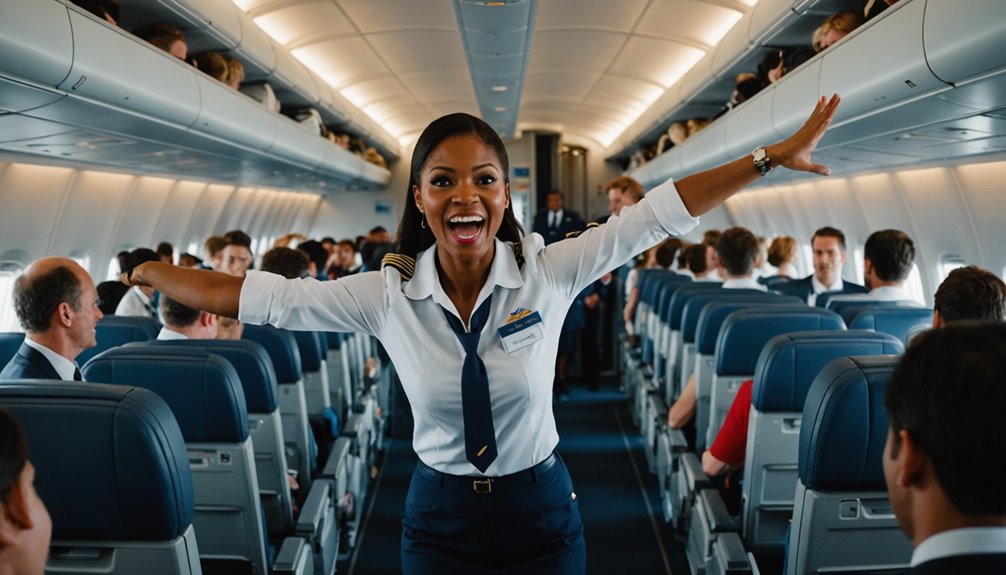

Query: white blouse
[{"left": 239, "top": 178, "right": 699, "bottom": 475}]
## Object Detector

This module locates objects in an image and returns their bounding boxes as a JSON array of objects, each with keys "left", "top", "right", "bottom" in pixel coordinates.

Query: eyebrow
[{"left": 428, "top": 163, "right": 498, "bottom": 172}]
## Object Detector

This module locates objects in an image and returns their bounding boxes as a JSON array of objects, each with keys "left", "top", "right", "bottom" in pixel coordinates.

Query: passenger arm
[
  {"left": 668, "top": 374, "right": 697, "bottom": 429},
  {"left": 702, "top": 450, "right": 730, "bottom": 477},
  {"left": 126, "top": 263, "right": 243, "bottom": 318}
]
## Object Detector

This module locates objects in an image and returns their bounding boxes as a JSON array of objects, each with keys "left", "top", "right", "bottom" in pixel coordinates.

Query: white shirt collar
[
  {"left": 869, "top": 284, "right": 915, "bottom": 302},
  {"left": 811, "top": 274, "right": 844, "bottom": 294},
  {"left": 912, "top": 527, "right": 1006, "bottom": 566},
  {"left": 157, "top": 327, "right": 189, "bottom": 340},
  {"left": 403, "top": 239, "right": 523, "bottom": 317},
  {"left": 721, "top": 277, "right": 767, "bottom": 291},
  {"left": 23, "top": 337, "right": 78, "bottom": 381}
]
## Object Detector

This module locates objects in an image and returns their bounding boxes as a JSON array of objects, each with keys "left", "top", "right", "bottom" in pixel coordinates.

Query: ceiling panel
[
  {"left": 399, "top": 70, "right": 476, "bottom": 104},
  {"left": 252, "top": 2, "right": 354, "bottom": 47},
  {"left": 338, "top": 0, "right": 457, "bottom": 33},
  {"left": 523, "top": 72, "right": 599, "bottom": 103},
  {"left": 367, "top": 30, "right": 468, "bottom": 74},
  {"left": 340, "top": 76, "right": 410, "bottom": 108},
  {"left": 292, "top": 37, "right": 389, "bottom": 87},
  {"left": 527, "top": 30, "right": 627, "bottom": 73},
  {"left": 609, "top": 36, "right": 706, "bottom": 87},
  {"left": 636, "top": 0, "right": 744, "bottom": 48},
  {"left": 535, "top": 0, "right": 649, "bottom": 33},
  {"left": 586, "top": 75, "right": 664, "bottom": 106}
]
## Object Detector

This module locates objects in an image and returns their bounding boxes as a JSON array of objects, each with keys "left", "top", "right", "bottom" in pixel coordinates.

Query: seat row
[
  {"left": 622, "top": 270, "right": 929, "bottom": 574},
  {"left": 0, "top": 317, "right": 393, "bottom": 575}
]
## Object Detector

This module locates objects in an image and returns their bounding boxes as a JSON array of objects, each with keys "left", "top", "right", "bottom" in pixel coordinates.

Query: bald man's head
[{"left": 13, "top": 257, "right": 102, "bottom": 357}]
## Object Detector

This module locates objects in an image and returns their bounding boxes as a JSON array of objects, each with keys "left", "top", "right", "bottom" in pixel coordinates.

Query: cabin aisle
[{"left": 339, "top": 378, "right": 687, "bottom": 574}]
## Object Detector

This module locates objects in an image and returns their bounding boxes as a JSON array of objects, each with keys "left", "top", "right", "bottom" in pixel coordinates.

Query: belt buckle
[{"left": 472, "top": 479, "right": 492, "bottom": 494}]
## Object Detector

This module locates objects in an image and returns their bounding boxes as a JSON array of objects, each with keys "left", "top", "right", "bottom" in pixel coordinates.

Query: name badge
[{"left": 497, "top": 310, "right": 545, "bottom": 354}]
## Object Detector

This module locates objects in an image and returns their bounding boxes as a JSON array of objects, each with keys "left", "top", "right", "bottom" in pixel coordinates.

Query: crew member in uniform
[{"left": 122, "top": 96, "right": 840, "bottom": 573}]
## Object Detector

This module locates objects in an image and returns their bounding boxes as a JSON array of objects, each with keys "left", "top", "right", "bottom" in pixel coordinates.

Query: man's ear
[
  {"left": 895, "top": 429, "right": 927, "bottom": 488},
  {"left": 932, "top": 309, "right": 943, "bottom": 329},
  {"left": 55, "top": 302, "right": 73, "bottom": 329},
  {"left": 200, "top": 311, "right": 217, "bottom": 328}
]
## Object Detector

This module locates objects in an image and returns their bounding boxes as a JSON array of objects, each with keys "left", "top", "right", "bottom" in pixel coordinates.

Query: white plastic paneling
[
  {"left": 748, "top": 0, "right": 797, "bottom": 45},
  {"left": 112, "top": 177, "right": 176, "bottom": 253},
  {"left": 182, "top": 184, "right": 237, "bottom": 246},
  {"left": 49, "top": 170, "right": 135, "bottom": 268},
  {"left": 269, "top": 116, "right": 327, "bottom": 169},
  {"left": 678, "top": 118, "right": 730, "bottom": 176},
  {"left": 357, "top": 160, "right": 392, "bottom": 187},
  {"left": 0, "top": 163, "right": 75, "bottom": 261},
  {"left": 192, "top": 75, "right": 275, "bottom": 152},
  {"left": 923, "top": 0, "right": 1006, "bottom": 85},
  {"left": 955, "top": 160, "right": 1006, "bottom": 274},
  {"left": 237, "top": 14, "right": 278, "bottom": 78},
  {"left": 179, "top": 0, "right": 242, "bottom": 48},
  {"left": 150, "top": 180, "right": 209, "bottom": 248},
  {"left": 712, "top": 12, "right": 754, "bottom": 78},
  {"left": 60, "top": 12, "right": 200, "bottom": 129},
  {"left": 0, "top": 0, "right": 74, "bottom": 89},
  {"left": 0, "top": 116, "right": 76, "bottom": 144},
  {"left": 724, "top": 88, "right": 777, "bottom": 158},
  {"left": 678, "top": 52, "right": 716, "bottom": 102},
  {"left": 819, "top": 0, "right": 943, "bottom": 124},
  {"left": 772, "top": 58, "right": 822, "bottom": 143},
  {"left": 272, "top": 47, "right": 321, "bottom": 104}
]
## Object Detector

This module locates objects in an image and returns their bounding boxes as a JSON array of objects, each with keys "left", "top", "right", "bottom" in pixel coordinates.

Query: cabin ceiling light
[{"left": 491, "top": 85, "right": 508, "bottom": 92}]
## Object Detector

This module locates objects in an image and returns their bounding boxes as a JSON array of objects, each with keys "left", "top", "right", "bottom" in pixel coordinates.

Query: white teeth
[{"left": 449, "top": 215, "right": 484, "bottom": 224}]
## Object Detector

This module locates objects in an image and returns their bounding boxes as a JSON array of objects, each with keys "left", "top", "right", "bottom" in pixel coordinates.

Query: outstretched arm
[
  {"left": 676, "top": 94, "right": 840, "bottom": 217},
  {"left": 124, "top": 263, "right": 243, "bottom": 318}
]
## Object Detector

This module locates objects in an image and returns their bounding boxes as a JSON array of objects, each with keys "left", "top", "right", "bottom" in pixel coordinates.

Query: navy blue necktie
[
  {"left": 73, "top": 366, "right": 82, "bottom": 381},
  {"left": 442, "top": 296, "right": 497, "bottom": 473}
]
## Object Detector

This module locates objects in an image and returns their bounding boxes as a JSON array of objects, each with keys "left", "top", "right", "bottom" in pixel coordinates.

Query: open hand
[{"left": 772, "top": 94, "right": 841, "bottom": 176}]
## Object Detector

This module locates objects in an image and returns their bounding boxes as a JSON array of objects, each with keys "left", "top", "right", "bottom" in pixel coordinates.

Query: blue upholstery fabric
[
  {"left": 715, "top": 308, "right": 846, "bottom": 375},
  {"left": 135, "top": 340, "right": 279, "bottom": 413},
  {"left": 751, "top": 331, "right": 903, "bottom": 412},
  {"left": 848, "top": 307, "right": 933, "bottom": 345},
  {"left": 82, "top": 348, "right": 249, "bottom": 443},
  {"left": 694, "top": 299, "right": 804, "bottom": 353},
  {"left": 242, "top": 324, "right": 303, "bottom": 384},
  {"left": 293, "top": 330, "right": 323, "bottom": 372},
  {"left": 326, "top": 331, "right": 343, "bottom": 350},
  {"left": 77, "top": 315, "right": 160, "bottom": 364},
  {"left": 0, "top": 381, "right": 193, "bottom": 540},
  {"left": 829, "top": 300, "right": 919, "bottom": 323},
  {"left": 0, "top": 332, "right": 25, "bottom": 367},
  {"left": 681, "top": 292, "right": 783, "bottom": 344},
  {"left": 799, "top": 356, "right": 901, "bottom": 491},
  {"left": 667, "top": 283, "right": 724, "bottom": 330}
]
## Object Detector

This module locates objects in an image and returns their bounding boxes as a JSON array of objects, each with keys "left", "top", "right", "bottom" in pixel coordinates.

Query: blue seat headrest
[
  {"left": 293, "top": 331, "right": 323, "bottom": 372},
  {"left": 77, "top": 315, "right": 161, "bottom": 364},
  {"left": 681, "top": 292, "right": 782, "bottom": 343},
  {"left": 752, "top": 331, "right": 903, "bottom": 412},
  {"left": 693, "top": 298, "right": 804, "bottom": 351},
  {"left": 799, "top": 356, "right": 900, "bottom": 490},
  {"left": 133, "top": 340, "right": 278, "bottom": 413},
  {"left": 668, "top": 283, "right": 725, "bottom": 329},
  {"left": 326, "top": 332, "right": 343, "bottom": 350},
  {"left": 242, "top": 324, "right": 303, "bottom": 383},
  {"left": 0, "top": 382, "right": 193, "bottom": 540},
  {"left": 715, "top": 307, "right": 846, "bottom": 375},
  {"left": 82, "top": 348, "right": 249, "bottom": 443},
  {"left": 0, "top": 332, "right": 25, "bottom": 367},
  {"left": 848, "top": 307, "right": 933, "bottom": 345}
]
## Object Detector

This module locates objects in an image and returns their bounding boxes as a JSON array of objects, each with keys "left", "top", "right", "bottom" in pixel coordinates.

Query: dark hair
[
  {"left": 132, "top": 23, "right": 185, "bottom": 53},
  {"left": 96, "top": 280, "right": 128, "bottom": 316},
  {"left": 767, "top": 236, "right": 797, "bottom": 267},
  {"left": 702, "top": 229, "right": 722, "bottom": 248},
  {"left": 204, "top": 236, "right": 228, "bottom": 257},
  {"left": 685, "top": 243, "right": 709, "bottom": 274},
  {"left": 122, "top": 248, "right": 160, "bottom": 276},
  {"left": 395, "top": 113, "right": 523, "bottom": 259},
  {"left": 116, "top": 250, "right": 130, "bottom": 274},
  {"left": 320, "top": 237, "right": 336, "bottom": 246},
  {"left": 337, "top": 239, "right": 357, "bottom": 253},
  {"left": 194, "top": 51, "right": 229, "bottom": 83},
  {"left": 296, "top": 240, "right": 328, "bottom": 275},
  {"left": 261, "top": 247, "right": 310, "bottom": 280},
  {"left": 369, "top": 226, "right": 387, "bottom": 235},
  {"left": 160, "top": 296, "right": 201, "bottom": 328},
  {"left": 934, "top": 266, "right": 1006, "bottom": 323},
  {"left": 224, "top": 230, "right": 252, "bottom": 248},
  {"left": 156, "top": 241, "right": 174, "bottom": 259},
  {"left": 14, "top": 266, "right": 82, "bottom": 333},
  {"left": 811, "top": 226, "right": 847, "bottom": 250},
  {"left": 887, "top": 322, "right": 1006, "bottom": 516},
  {"left": 864, "top": 229, "right": 915, "bottom": 282},
  {"left": 655, "top": 239, "right": 683, "bottom": 269},
  {"left": 715, "top": 227, "right": 760, "bottom": 276},
  {"left": 0, "top": 407, "right": 28, "bottom": 517},
  {"left": 70, "top": 0, "right": 118, "bottom": 22}
]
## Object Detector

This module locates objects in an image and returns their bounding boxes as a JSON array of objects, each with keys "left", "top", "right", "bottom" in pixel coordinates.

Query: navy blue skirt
[{"left": 401, "top": 452, "right": 586, "bottom": 574}]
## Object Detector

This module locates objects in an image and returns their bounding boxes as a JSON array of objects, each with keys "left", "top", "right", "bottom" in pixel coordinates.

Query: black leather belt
[{"left": 416, "top": 452, "right": 558, "bottom": 494}]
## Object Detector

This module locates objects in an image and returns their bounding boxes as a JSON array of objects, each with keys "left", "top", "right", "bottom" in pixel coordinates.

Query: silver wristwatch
[{"left": 752, "top": 146, "right": 772, "bottom": 176}]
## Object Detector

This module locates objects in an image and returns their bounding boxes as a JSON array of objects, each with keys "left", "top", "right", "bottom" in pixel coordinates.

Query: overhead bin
[
  {"left": 60, "top": 11, "right": 201, "bottom": 129},
  {"left": 192, "top": 74, "right": 275, "bottom": 153},
  {"left": 711, "top": 13, "right": 754, "bottom": 79},
  {"left": 749, "top": 0, "right": 797, "bottom": 45},
  {"left": 269, "top": 115, "right": 327, "bottom": 170},
  {"left": 237, "top": 13, "right": 278, "bottom": 80},
  {"left": 119, "top": 0, "right": 242, "bottom": 52},
  {"left": 271, "top": 46, "right": 321, "bottom": 107},
  {"left": 678, "top": 118, "right": 730, "bottom": 176},
  {"left": 0, "top": 1, "right": 73, "bottom": 113},
  {"left": 724, "top": 89, "right": 778, "bottom": 158},
  {"left": 771, "top": 58, "right": 822, "bottom": 140}
]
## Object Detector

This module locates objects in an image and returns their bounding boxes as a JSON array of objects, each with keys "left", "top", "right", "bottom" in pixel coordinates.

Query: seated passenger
[
  {"left": 0, "top": 258, "right": 102, "bottom": 381},
  {"left": 226, "top": 56, "right": 244, "bottom": 90},
  {"left": 177, "top": 253, "right": 202, "bottom": 269},
  {"left": 830, "top": 229, "right": 918, "bottom": 304},
  {"left": 598, "top": 175, "right": 646, "bottom": 225},
  {"left": 701, "top": 261, "right": 1006, "bottom": 477},
  {"left": 157, "top": 296, "right": 217, "bottom": 341},
  {"left": 95, "top": 280, "right": 128, "bottom": 316},
  {"left": 0, "top": 407, "right": 51, "bottom": 575},
  {"left": 667, "top": 227, "right": 764, "bottom": 429},
  {"left": 327, "top": 239, "right": 360, "bottom": 279},
  {"left": 132, "top": 23, "right": 187, "bottom": 61},
  {"left": 623, "top": 238, "right": 684, "bottom": 340},
  {"left": 116, "top": 248, "right": 160, "bottom": 319},
  {"left": 780, "top": 226, "right": 867, "bottom": 305},
  {"left": 222, "top": 230, "right": 254, "bottom": 277},
  {"left": 70, "top": 0, "right": 118, "bottom": 25},
  {"left": 261, "top": 246, "right": 310, "bottom": 280},
  {"left": 296, "top": 240, "right": 329, "bottom": 280},
  {"left": 813, "top": 10, "right": 864, "bottom": 52},
  {"left": 682, "top": 242, "right": 719, "bottom": 282},
  {"left": 156, "top": 241, "right": 174, "bottom": 264},
  {"left": 759, "top": 47, "right": 815, "bottom": 85},
  {"left": 759, "top": 235, "right": 798, "bottom": 288},
  {"left": 193, "top": 51, "right": 230, "bottom": 84},
  {"left": 202, "top": 235, "right": 228, "bottom": 270},
  {"left": 884, "top": 322, "right": 1006, "bottom": 572}
]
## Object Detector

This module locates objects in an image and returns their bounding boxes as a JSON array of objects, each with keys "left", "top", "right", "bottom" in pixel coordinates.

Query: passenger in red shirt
[{"left": 702, "top": 379, "right": 753, "bottom": 476}]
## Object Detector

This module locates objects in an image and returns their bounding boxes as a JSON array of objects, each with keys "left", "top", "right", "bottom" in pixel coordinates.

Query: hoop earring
[{"left": 420, "top": 213, "right": 426, "bottom": 230}]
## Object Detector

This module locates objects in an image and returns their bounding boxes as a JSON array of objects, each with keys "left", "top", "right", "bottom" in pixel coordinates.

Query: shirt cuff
[
  {"left": 238, "top": 270, "right": 279, "bottom": 325},
  {"left": 644, "top": 178, "right": 701, "bottom": 237}
]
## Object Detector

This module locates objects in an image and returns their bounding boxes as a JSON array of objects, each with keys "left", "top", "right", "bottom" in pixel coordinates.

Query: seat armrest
[
  {"left": 747, "top": 552, "right": 761, "bottom": 575},
  {"left": 699, "top": 489, "right": 737, "bottom": 533},
  {"left": 272, "top": 537, "right": 314, "bottom": 574},
  {"left": 342, "top": 413, "right": 363, "bottom": 438},
  {"left": 668, "top": 428, "right": 688, "bottom": 453},
  {"left": 320, "top": 437, "right": 351, "bottom": 480},
  {"left": 681, "top": 452, "right": 711, "bottom": 494},
  {"left": 297, "top": 480, "right": 330, "bottom": 537},
  {"left": 712, "top": 532, "right": 752, "bottom": 573}
]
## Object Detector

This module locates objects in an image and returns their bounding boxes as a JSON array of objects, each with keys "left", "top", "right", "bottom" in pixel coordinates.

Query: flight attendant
[{"left": 123, "top": 95, "right": 840, "bottom": 573}]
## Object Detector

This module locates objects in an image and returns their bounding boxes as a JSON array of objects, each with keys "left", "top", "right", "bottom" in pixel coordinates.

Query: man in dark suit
[
  {"left": 532, "top": 191, "right": 584, "bottom": 245},
  {"left": 884, "top": 322, "right": 1006, "bottom": 572},
  {"left": 778, "top": 226, "right": 867, "bottom": 304},
  {"left": 0, "top": 257, "right": 103, "bottom": 381}
]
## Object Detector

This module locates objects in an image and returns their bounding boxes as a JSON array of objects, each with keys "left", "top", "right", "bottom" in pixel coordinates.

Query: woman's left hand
[{"left": 770, "top": 94, "right": 841, "bottom": 176}]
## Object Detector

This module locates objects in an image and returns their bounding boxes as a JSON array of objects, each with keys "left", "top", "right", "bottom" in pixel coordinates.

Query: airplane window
[
  {"left": 0, "top": 262, "right": 24, "bottom": 332},
  {"left": 853, "top": 247, "right": 865, "bottom": 284},
  {"left": 906, "top": 263, "right": 926, "bottom": 305},
  {"left": 938, "top": 255, "right": 966, "bottom": 283},
  {"left": 70, "top": 254, "right": 91, "bottom": 275},
  {"left": 105, "top": 256, "right": 121, "bottom": 281},
  {"left": 801, "top": 244, "right": 812, "bottom": 278}
]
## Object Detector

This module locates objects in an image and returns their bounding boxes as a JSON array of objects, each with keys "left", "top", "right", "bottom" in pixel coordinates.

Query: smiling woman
[{"left": 124, "top": 95, "right": 840, "bottom": 575}]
